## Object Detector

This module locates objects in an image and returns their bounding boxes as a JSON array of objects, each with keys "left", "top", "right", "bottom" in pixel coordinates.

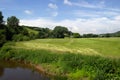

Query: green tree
[
  {"left": 0, "top": 11, "right": 6, "bottom": 47},
  {"left": 83, "top": 33, "right": 98, "bottom": 38},
  {"left": 7, "top": 16, "right": 19, "bottom": 28},
  {"left": 6, "top": 16, "right": 20, "bottom": 40},
  {"left": 53, "top": 26, "right": 69, "bottom": 38},
  {"left": 0, "top": 11, "right": 3, "bottom": 25},
  {"left": 12, "top": 34, "right": 30, "bottom": 41},
  {"left": 73, "top": 33, "right": 81, "bottom": 38},
  {"left": 38, "top": 28, "right": 51, "bottom": 38}
]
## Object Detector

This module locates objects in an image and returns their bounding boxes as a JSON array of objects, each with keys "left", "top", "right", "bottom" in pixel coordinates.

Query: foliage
[
  {"left": 0, "top": 29, "right": 6, "bottom": 47},
  {"left": 7, "top": 16, "right": 19, "bottom": 28},
  {"left": 38, "top": 28, "right": 51, "bottom": 38},
  {"left": 53, "top": 26, "right": 69, "bottom": 38},
  {"left": 113, "top": 31, "right": 120, "bottom": 37},
  {"left": 83, "top": 34, "right": 98, "bottom": 38},
  {"left": 0, "top": 11, "right": 4, "bottom": 25},
  {"left": 12, "top": 34, "right": 30, "bottom": 41},
  {"left": 0, "top": 24, "right": 6, "bottom": 47},
  {"left": 28, "top": 32, "right": 37, "bottom": 39},
  {"left": 5, "top": 25, "right": 29, "bottom": 41},
  {"left": 72, "top": 33, "right": 81, "bottom": 38},
  {"left": 0, "top": 12, "right": 6, "bottom": 47}
]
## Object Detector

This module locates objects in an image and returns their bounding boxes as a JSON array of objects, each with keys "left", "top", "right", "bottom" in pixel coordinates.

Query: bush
[
  {"left": 72, "top": 33, "right": 81, "bottom": 38},
  {"left": 12, "top": 34, "right": 30, "bottom": 41},
  {"left": 0, "top": 34, "right": 6, "bottom": 47}
]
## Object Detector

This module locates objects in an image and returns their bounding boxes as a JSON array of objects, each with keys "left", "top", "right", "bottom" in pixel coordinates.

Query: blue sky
[{"left": 0, "top": 0, "right": 120, "bottom": 34}]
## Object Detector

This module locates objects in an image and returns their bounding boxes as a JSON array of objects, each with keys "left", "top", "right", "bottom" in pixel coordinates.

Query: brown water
[{"left": 0, "top": 60, "right": 50, "bottom": 80}]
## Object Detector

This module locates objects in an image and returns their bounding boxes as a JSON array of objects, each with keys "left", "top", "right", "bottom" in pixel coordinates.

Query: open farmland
[{"left": 15, "top": 38, "right": 120, "bottom": 58}]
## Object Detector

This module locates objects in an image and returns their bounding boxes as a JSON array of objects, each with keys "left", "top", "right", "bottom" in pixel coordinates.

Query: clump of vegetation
[{"left": 0, "top": 42, "right": 120, "bottom": 80}]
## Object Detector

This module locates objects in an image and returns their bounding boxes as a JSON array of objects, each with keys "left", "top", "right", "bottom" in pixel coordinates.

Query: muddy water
[{"left": 0, "top": 60, "right": 50, "bottom": 80}]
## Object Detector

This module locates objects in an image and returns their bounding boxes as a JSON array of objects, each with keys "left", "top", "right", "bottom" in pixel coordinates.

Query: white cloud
[
  {"left": 63, "top": 0, "right": 120, "bottom": 13},
  {"left": 78, "top": 1, "right": 105, "bottom": 9},
  {"left": 74, "top": 10, "right": 119, "bottom": 18},
  {"left": 64, "top": 0, "right": 72, "bottom": 5},
  {"left": 64, "top": 0, "right": 105, "bottom": 9},
  {"left": 48, "top": 3, "right": 58, "bottom": 9},
  {"left": 24, "top": 10, "right": 32, "bottom": 15},
  {"left": 114, "top": 16, "right": 120, "bottom": 20},
  {"left": 48, "top": 3, "right": 58, "bottom": 17},
  {"left": 20, "top": 16, "right": 120, "bottom": 34}
]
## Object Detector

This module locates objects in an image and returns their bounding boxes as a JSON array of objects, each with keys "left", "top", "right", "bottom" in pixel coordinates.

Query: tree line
[
  {"left": 0, "top": 11, "right": 120, "bottom": 47},
  {"left": 0, "top": 11, "right": 81, "bottom": 47}
]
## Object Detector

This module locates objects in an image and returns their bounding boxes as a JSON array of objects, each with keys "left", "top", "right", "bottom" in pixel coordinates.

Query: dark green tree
[
  {"left": 6, "top": 16, "right": 20, "bottom": 40},
  {"left": 0, "top": 11, "right": 3, "bottom": 25},
  {"left": 0, "top": 11, "right": 6, "bottom": 47},
  {"left": 38, "top": 28, "right": 51, "bottom": 38},
  {"left": 7, "top": 16, "right": 19, "bottom": 28},
  {"left": 53, "top": 26, "right": 69, "bottom": 38},
  {"left": 73, "top": 33, "right": 81, "bottom": 38},
  {"left": 83, "top": 33, "right": 98, "bottom": 38}
]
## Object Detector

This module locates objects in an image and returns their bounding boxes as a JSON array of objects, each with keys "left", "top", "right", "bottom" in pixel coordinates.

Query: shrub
[{"left": 12, "top": 34, "right": 30, "bottom": 41}]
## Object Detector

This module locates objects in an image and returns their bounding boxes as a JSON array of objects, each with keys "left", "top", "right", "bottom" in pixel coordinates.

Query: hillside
[
  {"left": 112, "top": 31, "right": 120, "bottom": 37},
  {"left": 25, "top": 27, "right": 39, "bottom": 35},
  {"left": 100, "top": 31, "right": 120, "bottom": 37}
]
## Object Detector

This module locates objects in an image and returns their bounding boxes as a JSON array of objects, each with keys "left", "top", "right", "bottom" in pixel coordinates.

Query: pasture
[{"left": 15, "top": 38, "right": 120, "bottom": 58}]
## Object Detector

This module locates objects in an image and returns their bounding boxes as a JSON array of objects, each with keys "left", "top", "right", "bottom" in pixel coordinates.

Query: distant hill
[
  {"left": 99, "top": 31, "right": 120, "bottom": 37},
  {"left": 112, "top": 31, "right": 120, "bottom": 37}
]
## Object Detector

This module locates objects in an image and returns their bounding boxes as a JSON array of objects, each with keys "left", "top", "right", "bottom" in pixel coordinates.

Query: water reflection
[
  {"left": 0, "top": 67, "right": 4, "bottom": 77},
  {"left": 0, "top": 60, "right": 50, "bottom": 80}
]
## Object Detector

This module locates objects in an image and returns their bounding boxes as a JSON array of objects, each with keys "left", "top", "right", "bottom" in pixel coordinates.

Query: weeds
[{"left": 0, "top": 42, "right": 120, "bottom": 80}]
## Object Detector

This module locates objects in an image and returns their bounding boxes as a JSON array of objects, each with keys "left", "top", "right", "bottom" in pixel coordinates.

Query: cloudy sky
[{"left": 0, "top": 0, "right": 120, "bottom": 34}]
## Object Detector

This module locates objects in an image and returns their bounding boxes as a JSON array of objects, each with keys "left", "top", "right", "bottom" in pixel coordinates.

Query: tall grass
[
  {"left": 15, "top": 38, "right": 120, "bottom": 58},
  {"left": 0, "top": 42, "right": 120, "bottom": 80}
]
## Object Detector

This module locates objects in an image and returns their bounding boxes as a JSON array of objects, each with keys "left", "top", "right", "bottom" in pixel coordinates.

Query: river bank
[
  {"left": 0, "top": 41, "right": 120, "bottom": 80},
  {"left": 0, "top": 60, "right": 50, "bottom": 80}
]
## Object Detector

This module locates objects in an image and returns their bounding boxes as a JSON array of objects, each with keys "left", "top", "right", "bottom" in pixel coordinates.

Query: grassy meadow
[
  {"left": 15, "top": 38, "right": 120, "bottom": 58},
  {"left": 0, "top": 38, "right": 120, "bottom": 80}
]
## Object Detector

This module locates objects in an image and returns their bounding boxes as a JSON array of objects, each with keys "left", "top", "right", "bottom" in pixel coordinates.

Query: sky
[{"left": 0, "top": 0, "right": 120, "bottom": 34}]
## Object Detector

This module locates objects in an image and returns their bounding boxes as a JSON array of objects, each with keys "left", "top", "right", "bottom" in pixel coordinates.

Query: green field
[
  {"left": 0, "top": 38, "right": 120, "bottom": 80},
  {"left": 15, "top": 38, "right": 120, "bottom": 58}
]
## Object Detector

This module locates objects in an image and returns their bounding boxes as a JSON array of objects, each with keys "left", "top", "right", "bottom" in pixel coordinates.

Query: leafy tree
[
  {"left": 0, "top": 11, "right": 3, "bottom": 25},
  {"left": 73, "top": 33, "right": 81, "bottom": 38},
  {"left": 20, "top": 27, "right": 29, "bottom": 36},
  {"left": 53, "top": 26, "right": 69, "bottom": 38},
  {"left": 7, "top": 16, "right": 19, "bottom": 28},
  {"left": 83, "top": 33, "right": 98, "bottom": 38},
  {"left": 0, "top": 11, "right": 6, "bottom": 47},
  {"left": 6, "top": 16, "right": 20, "bottom": 40},
  {"left": 29, "top": 32, "right": 36, "bottom": 39},
  {"left": 38, "top": 28, "right": 51, "bottom": 38},
  {"left": 5, "top": 26, "right": 15, "bottom": 40},
  {"left": 12, "top": 34, "right": 30, "bottom": 41}
]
